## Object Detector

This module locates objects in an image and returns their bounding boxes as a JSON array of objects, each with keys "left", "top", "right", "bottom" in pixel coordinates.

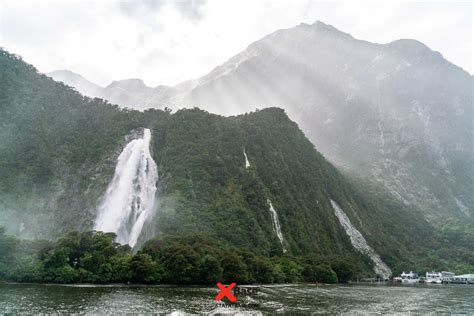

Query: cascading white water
[
  {"left": 267, "top": 199, "right": 287, "bottom": 253},
  {"left": 243, "top": 149, "right": 250, "bottom": 168},
  {"left": 94, "top": 128, "right": 158, "bottom": 248},
  {"left": 330, "top": 200, "right": 392, "bottom": 279}
]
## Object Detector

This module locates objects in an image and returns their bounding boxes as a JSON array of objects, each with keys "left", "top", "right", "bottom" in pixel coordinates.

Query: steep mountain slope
[
  {"left": 48, "top": 22, "right": 473, "bottom": 229},
  {"left": 148, "top": 21, "right": 474, "bottom": 227},
  {"left": 198, "top": 23, "right": 471, "bottom": 226},
  {"left": 47, "top": 70, "right": 105, "bottom": 98},
  {"left": 1, "top": 49, "right": 473, "bottom": 275},
  {"left": 0, "top": 52, "right": 145, "bottom": 239}
]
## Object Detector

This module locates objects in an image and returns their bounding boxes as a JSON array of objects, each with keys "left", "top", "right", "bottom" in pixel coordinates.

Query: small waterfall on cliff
[
  {"left": 267, "top": 199, "right": 287, "bottom": 253},
  {"left": 330, "top": 200, "right": 392, "bottom": 279},
  {"left": 94, "top": 128, "right": 158, "bottom": 248},
  {"left": 243, "top": 148, "right": 250, "bottom": 168}
]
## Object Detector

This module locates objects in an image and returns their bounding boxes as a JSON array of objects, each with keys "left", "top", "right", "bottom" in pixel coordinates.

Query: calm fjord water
[{"left": 1, "top": 283, "right": 473, "bottom": 314}]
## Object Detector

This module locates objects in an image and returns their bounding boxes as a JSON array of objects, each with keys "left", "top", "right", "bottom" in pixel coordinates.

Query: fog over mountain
[{"left": 48, "top": 21, "right": 473, "bottom": 227}]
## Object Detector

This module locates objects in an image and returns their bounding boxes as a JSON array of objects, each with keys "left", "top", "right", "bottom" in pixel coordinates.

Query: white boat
[
  {"left": 426, "top": 271, "right": 443, "bottom": 284},
  {"left": 452, "top": 274, "right": 474, "bottom": 284},
  {"left": 425, "top": 271, "right": 455, "bottom": 284},
  {"left": 400, "top": 271, "right": 420, "bottom": 283}
]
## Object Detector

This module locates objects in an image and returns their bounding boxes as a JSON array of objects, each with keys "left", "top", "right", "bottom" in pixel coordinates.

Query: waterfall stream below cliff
[
  {"left": 267, "top": 199, "right": 287, "bottom": 253},
  {"left": 330, "top": 200, "right": 392, "bottom": 279},
  {"left": 94, "top": 128, "right": 158, "bottom": 248}
]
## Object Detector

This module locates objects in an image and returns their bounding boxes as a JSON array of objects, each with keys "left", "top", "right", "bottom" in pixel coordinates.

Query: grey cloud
[
  {"left": 118, "top": 0, "right": 206, "bottom": 21},
  {"left": 174, "top": 0, "right": 207, "bottom": 21},
  {"left": 118, "top": 0, "right": 165, "bottom": 15}
]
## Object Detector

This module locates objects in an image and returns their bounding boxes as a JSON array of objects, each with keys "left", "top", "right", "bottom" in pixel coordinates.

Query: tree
[
  {"left": 330, "top": 258, "right": 356, "bottom": 283},
  {"left": 160, "top": 245, "right": 199, "bottom": 284},
  {"left": 277, "top": 258, "right": 304, "bottom": 283},
  {"left": 221, "top": 252, "right": 249, "bottom": 284},
  {"left": 243, "top": 254, "right": 274, "bottom": 284},
  {"left": 303, "top": 264, "right": 338, "bottom": 283},
  {"left": 130, "top": 254, "right": 162, "bottom": 283},
  {"left": 109, "top": 253, "right": 132, "bottom": 282},
  {"left": 198, "top": 254, "right": 223, "bottom": 284}
]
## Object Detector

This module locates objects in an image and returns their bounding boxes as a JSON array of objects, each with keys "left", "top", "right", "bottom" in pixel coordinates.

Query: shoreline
[
  {"left": 0, "top": 281, "right": 470, "bottom": 289},
  {"left": 2, "top": 281, "right": 471, "bottom": 288},
  {"left": 0, "top": 281, "right": 329, "bottom": 288}
]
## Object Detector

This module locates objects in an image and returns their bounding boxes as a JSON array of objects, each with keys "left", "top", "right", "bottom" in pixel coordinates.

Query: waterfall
[
  {"left": 267, "top": 199, "right": 287, "bottom": 253},
  {"left": 94, "top": 128, "right": 158, "bottom": 248},
  {"left": 243, "top": 149, "right": 250, "bottom": 168},
  {"left": 330, "top": 200, "right": 392, "bottom": 279}
]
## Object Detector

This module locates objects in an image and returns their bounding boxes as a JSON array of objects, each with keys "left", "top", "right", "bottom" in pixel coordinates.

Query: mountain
[
  {"left": 2, "top": 49, "right": 473, "bottom": 275},
  {"left": 165, "top": 21, "right": 473, "bottom": 228},
  {"left": 1, "top": 54, "right": 144, "bottom": 240},
  {"left": 47, "top": 70, "right": 173, "bottom": 110},
  {"left": 58, "top": 21, "right": 471, "bottom": 229},
  {"left": 47, "top": 70, "right": 104, "bottom": 98}
]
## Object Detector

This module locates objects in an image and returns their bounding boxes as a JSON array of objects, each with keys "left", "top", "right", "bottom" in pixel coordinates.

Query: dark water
[{"left": 1, "top": 283, "right": 473, "bottom": 314}]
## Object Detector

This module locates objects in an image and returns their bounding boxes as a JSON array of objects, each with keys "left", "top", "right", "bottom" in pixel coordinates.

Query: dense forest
[
  {"left": 147, "top": 107, "right": 474, "bottom": 274},
  {"left": 0, "top": 229, "right": 368, "bottom": 284},
  {"left": 0, "top": 48, "right": 473, "bottom": 285}
]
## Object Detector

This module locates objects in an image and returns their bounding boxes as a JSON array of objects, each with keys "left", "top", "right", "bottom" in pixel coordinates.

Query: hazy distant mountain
[
  {"left": 48, "top": 21, "right": 473, "bottom": 226},
  {"left": 47, "top": 70, "right": 104, "bottom": 98},
  {"left": 47, "top": 70, "right": 173, "bottom": 110}
]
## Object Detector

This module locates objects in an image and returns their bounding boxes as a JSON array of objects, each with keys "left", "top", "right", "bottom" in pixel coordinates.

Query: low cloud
[
  {"left": 118, "top": 0, "right": 207, "bottom": 22},
  {"left": 174, "top": 0, "right": 207, "bottom": 21},
  {"left": 0, "top": 0, "right": 471, "bottom": 87}
]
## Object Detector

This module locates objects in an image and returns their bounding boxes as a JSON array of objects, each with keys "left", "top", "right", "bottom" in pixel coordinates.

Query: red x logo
[{"left": 215, "top": 282, "right": 237, "bottom": 302}]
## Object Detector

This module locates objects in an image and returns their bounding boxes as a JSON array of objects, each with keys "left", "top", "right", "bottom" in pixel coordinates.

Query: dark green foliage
[
  {"left": 150, "top": 107, "right": 363, "bottom": 257},
  {"left": 303, "top": 264, "right": 338, "bottom": 284},
  {"left": 221, "top": 253, "right": 251, "bottom": 284},
  {"left": 148, "top": 107, "right": 473, "bottom": 273},
  {"left": 273, "top": 257, "right": 304, "bottom": 283},
  {"left": 143, "top": 234, "right": 224, "bottom": 284},
  {"left": 0, "top": 230, "right": 368, "bottom": 284},
  {"left": 328, "top": 258, "right": 355, "bottom": 283},
  {"left": 0, "top": 49, "right": 154, "bottom": 238},
  {"left": 130, "top": 254, "right": 163, "bottom": 283}
]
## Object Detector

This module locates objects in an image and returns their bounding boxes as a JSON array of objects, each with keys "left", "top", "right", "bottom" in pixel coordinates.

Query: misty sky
[{"left": 1, "top": 0, "right": 471, "bottom": 87}]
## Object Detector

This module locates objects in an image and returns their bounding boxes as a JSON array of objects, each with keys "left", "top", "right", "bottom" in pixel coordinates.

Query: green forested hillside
[
  {"left": 148, "top": 108, "right": 473, "bottom": 273},
  {"left": 0, "top": 49, "right": 147, "bottom": 238},
  {"left": 0, "top": 49, "right": 472, "bottom": 282}
]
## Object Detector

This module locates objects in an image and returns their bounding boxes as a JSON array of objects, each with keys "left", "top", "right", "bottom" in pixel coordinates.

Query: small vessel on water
[
  {"left": 452, "top": 274, "right": 474, "bottom": 284},
  {"left": 400, "top": 271, "right": 420, "bottom": 284},
  {"left": 393, "top": 271, "right": 474, "bottom": 284},
  {"left": 426, "top": 272, "right": 442, "bottom": 284},
  {"left": 425, "top": 271, "right": 455, "bottom": 284},
  {"left": 395, "top": 270, "right": 473, "bottom": 285}
]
